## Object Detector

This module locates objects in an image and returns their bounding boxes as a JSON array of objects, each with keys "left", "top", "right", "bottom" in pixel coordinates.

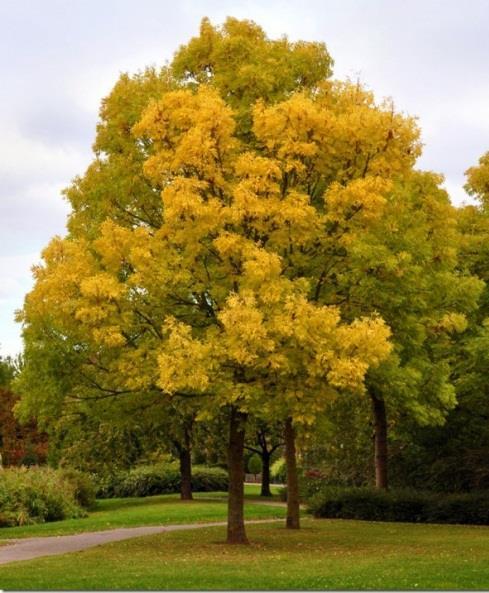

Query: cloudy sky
[{"left": 1, "top": 0, "right": 488, "bottom": 357}]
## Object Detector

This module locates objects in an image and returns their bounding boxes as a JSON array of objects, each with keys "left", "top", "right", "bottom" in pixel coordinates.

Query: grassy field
[
  {"left": 1, "top": 518, "right": 489, "bottom": 590},
  {"left": 0, "top": 486, "right": 285, "bottom": 539}
]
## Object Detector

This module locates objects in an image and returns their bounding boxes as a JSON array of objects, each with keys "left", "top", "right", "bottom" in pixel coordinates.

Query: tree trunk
[
  {"left": 175, "top": 420, "right": 193, "bottom": 500},
  {"left": 227, "top": 407, "right": 249, "bottom": 544},
  {"left": 179, "top": 427, "right": 193, "bottom": 500},
  {"left": 284, "top": 416, "right": 300, "bottom": 529},
  {"left": 371, "top": 393, "right": 388, "bottom": 490},
  {"left": 260, "top": 450, "right": 272, "bottom": 497}
]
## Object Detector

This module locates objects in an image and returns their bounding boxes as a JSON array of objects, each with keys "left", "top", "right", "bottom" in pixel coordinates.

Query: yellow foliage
[
  {"left": 157, "top": 318, "right": 217, "bottom": 393},
  {"left": 326, "top": 177, "right": 391, "bottom": 223},
  {"left": 80, "top": 274, "right": 124, "bottom": 301},
  {"left": 134, "top": 86, "right": 237, "bottom": 190},
  {"left": 465, "top": 151, "right": 489, "bottom": 206},
  {"left": 22, "top": 19, "right": 428, "bottom": 426},
  {"left": 437, "top": 312, "right": 468, "bottom": 334}
]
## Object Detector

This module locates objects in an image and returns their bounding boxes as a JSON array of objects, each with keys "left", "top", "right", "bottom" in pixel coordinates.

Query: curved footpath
[{"left": 0, "top": 519, "right": 283, "bottom": 566}]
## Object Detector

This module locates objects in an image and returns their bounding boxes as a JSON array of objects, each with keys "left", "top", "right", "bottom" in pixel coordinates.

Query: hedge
[
  {"left": 95, "top": 464, "right": 228, "bottom": 498},
  {"left": 306, "top": 486, "right": 489, "bottom": 525},
  {"left": 0, "top": 467, "right": 88, "bottom": 527}
]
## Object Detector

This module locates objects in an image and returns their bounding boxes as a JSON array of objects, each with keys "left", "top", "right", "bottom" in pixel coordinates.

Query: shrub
[
  {"left": 278, "top": 468, "right": 315, "bottom": 502},
  {"left": 307, "top": 486, "right": 489, "bottom": 525},
  {"left": 60, "top": 468, "right": 97, "bottom": 509},
  {"left": 191, "top": 466, "right": 228, "bottom": 492},
  {"left": 0, "top": 466, "right": 85, "bottom": 527},
  {"left": 95, "top": 464, "right": 228, "bottom": 498}
]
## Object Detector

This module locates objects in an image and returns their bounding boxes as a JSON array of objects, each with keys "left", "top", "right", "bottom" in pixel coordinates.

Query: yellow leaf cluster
[{"left": 135, "top": 86, "right": 237, "bottom": 190}]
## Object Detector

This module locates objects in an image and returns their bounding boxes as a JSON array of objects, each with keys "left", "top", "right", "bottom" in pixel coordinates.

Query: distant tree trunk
[
  {"left": 227, "top": 407, "right": 249, "bottom": 544},
  {"left": 284, "top": 416, "right": 300, "bottom": 529},
  {"left": 260, "top": 450, "right": 272, "bottom": 497},
  {"left": 179, "top": 422, "right": 193, "bottom": 501},
  {"left": 371, "top": 393, "right": 388, "bottom": 490},
  {"left": 245, "top": 426, "right": 282, "bottom": 497}
]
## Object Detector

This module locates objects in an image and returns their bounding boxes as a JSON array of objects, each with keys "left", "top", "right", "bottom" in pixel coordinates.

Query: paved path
[{"left": 0, "top": 519, "right": 282, "bottom": 566}]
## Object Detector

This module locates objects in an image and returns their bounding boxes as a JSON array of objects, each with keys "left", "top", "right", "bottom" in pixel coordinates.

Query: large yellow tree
[{"left": 18, "top": 18, "right": 426, "bottom": 543}]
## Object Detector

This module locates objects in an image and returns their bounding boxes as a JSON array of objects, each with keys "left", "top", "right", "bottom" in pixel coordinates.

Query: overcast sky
[{"left": 1, "top": 0, "right": 488, "bottom": 357}]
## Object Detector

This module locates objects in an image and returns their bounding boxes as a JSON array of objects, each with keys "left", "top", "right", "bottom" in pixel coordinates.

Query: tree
[
  {"left": 301, "top": 163, "right": 484, "bottom": 491},
  {"left": 318, "top": 170, "right": 482, "bottom": 488},
  {"left": 245, "top": 420, "right": 283, "bottom": 496},
  {"left": 404, "top": 150, "right": 489, "bottom": 491},
  {"left": 247, "top": 453, "right": 262, "bottom": 476},
  {"left": 0, "top": 356, "right": 47, "bottom": 467},
  {"left": 18, "top": 18, "right": 426, "bottom": 544}
]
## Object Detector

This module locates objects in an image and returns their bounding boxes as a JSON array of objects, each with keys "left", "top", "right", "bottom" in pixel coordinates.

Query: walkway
[{"left": 0, "top": 519, "right": 282, "bottom": 566}]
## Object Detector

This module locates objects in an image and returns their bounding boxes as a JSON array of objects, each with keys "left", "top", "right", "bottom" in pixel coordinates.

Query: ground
[
  {"left": 0, "top": 487, "right": 283, "bottom": 539},
  {"left": 0, "top": 487, "right": 489, "bottom": 590}
]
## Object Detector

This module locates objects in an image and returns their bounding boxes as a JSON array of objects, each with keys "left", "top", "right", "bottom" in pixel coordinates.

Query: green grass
[
  {"left": 194, "top": 483, "right": 283, "bottom": 501},
  {"left": 1, "top": 519, "right": 489, "bottom": 590},
  {"left": 0, "top": 488, "right": 285, "bottom": 539}
]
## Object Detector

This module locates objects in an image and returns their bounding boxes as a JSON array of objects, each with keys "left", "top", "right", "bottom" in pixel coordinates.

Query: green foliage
[
  {"left": 271, "top": 457, "right": 286, "bottom": 483},
  {"left": 0, "top": 467, "right": 85, "bottom": 527},
  {"left": 302, "top": 398, "right": 374, "bottom": 487},
  {"left": 96, "top": 464, "right": 228, "bottom": 498},
  {"left": 95, "top": 464, "right": 179, "bottom": 498},
  {"left": 60, "top": 468, "right": 97, "bottom": 509},
  {"left": 0, "top": 356, "right": 16, "bottom": 388},
  {"left": 387, "top": 403, "right": 489, "bottom": 493},
  {"left": 47, "top": 412, "right": 166, "bottom": 475},
  {"left": 247, "top": 454, "right": 262, "bottom": 475},
  {"left": 191, "top": 466, "right": 229, "bottom": 492},
  {"left": 307, "top": 486, "right": 489, "bottom": 525}
]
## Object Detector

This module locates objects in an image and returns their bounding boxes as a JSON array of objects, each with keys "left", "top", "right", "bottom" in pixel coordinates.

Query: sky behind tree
[{"left": 1, "top": 0, "right": 488, "bottom": 356}]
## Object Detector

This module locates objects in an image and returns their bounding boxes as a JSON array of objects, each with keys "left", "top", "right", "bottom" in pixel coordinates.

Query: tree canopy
[{"left": 14, "top": 17, "right": 486, "bottom": 543}]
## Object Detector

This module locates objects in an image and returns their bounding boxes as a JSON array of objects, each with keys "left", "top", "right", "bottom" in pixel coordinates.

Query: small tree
[
  {"left": 247, "top": 453, "right": 262, "bottom": 477},
  {"left": 245, "top": 421, "right": 283, "bottom": 496}
]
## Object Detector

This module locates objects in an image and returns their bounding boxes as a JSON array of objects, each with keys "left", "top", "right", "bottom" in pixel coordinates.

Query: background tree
[
  {"left": 302, "top": 160, "right": 486, "bottom": 491},
  {"left": 245, "top": 419, "right": 283, "bottom": 496},
  {"left": 0, "top": 355, "right": 47, "bottom": 467},
  {"left": 316, "top": 170, "right": 482, "bottom": 488},
  {"left": 393, "top": 150, "right": 489, "bottom": 491}
]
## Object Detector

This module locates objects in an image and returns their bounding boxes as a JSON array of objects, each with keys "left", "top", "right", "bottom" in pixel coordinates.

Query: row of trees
[{"left": 12, "top": 18, "right": 489, "bottom": 544}]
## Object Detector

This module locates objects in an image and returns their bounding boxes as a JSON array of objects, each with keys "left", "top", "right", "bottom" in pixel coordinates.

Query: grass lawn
[
  {"left": 1, "top": 518, "right": 489, "bottom": 590},
  {"left": 0, "top": 486, "right": 285, "bottom": 539}
]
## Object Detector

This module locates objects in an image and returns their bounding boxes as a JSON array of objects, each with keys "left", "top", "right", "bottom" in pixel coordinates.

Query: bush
[
  {"left": 307, "top": 486, "right": 489, "bottom": 525},
  {"left": 60, "top": 468, "right": 97, "bottom": 509},
  {"left": 191, "top": 466, "right": 228, "bottom": 492},
  {"left": 0, "top": 466, "right": 86, "bottom": 527},
  {"left": 95, "top": 464, "right": 228, "bottom": 498},
  {"left": 278, "top": 468, "right": 316, "bottom": 502}
]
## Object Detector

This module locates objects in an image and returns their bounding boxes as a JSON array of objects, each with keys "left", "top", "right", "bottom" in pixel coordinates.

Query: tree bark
[
  {"left": 284, "top": 416, "right": 300, "bottom": 529},
  {"left": 371, "top": 393, "right": 388, "bottom": 490},
  {"left": 227, "top": 407, "right": 249, "bottom": 544},
  {"left": 260, "top": 450, "right": 272, "bottom": 497},
  {"left": 179, "top": 423, "right": 193, "bottom": 500}
]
